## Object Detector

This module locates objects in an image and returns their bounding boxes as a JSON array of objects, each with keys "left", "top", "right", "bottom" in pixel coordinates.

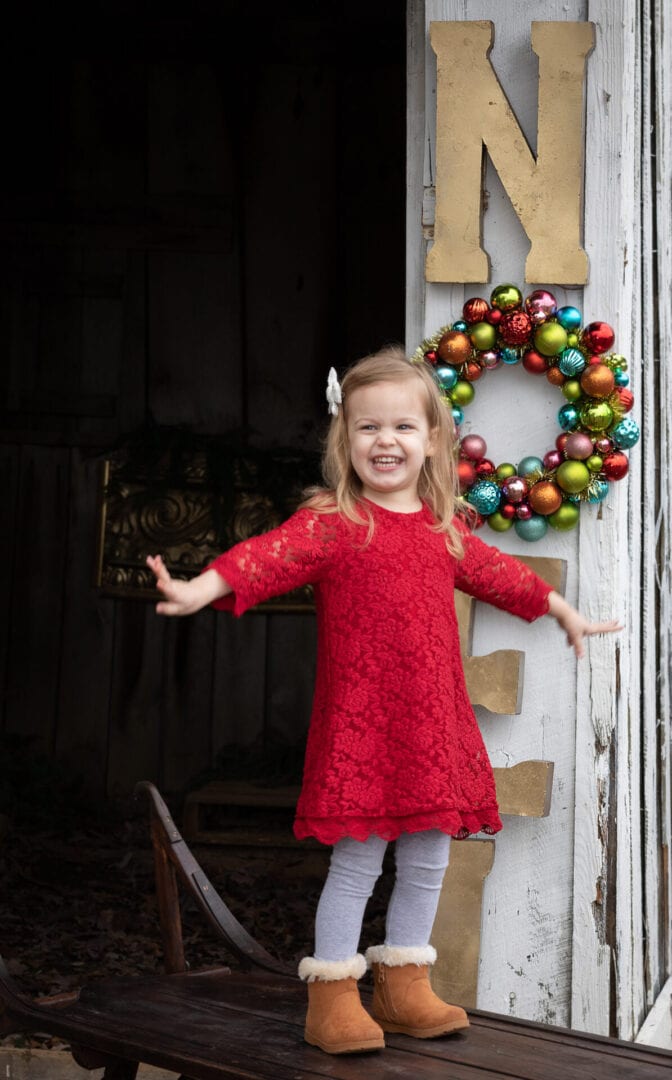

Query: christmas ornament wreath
[{"left": 412, "top": 284, "right": 638, "bottom": 542}]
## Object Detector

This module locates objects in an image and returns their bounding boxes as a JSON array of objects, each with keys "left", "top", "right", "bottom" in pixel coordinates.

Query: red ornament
[
  {"left": 603, "top": 451, "right": 629, "bottom": 480},
  {"left": 582, "top": 321, "right": 615, "bottom": 354},
  {"left": 500, "top": 503, "right": 517, "bottom": 520},
  {"left": 464, "top": 360, "right": 485, "bottom": 382},
  {"left": 462, "top": 297, "right": 490, "bottom": 324},
  {"left": 425, "top": 350, "right": 437, "bottom": 365},
  {"left": 475, "top": 458, "right": 496, "bottom": 477},
  {"left": 457, "top": 460, "right": 477, "bottom": 491},
  {"left": 500, "top": 310, "right": 532, "bottom": 346},
  {"left": 555, "top": 433, "right": 570, "bottom": 453},
  {"left": 617, "top": 388, "right": 634, "bottom": 413},
  {"left": 588, "top": 353, "right": 603, "bottom": 365},
  {"left": 522, "top": 350, "right": 548, "bottom": 375},
  {"left": 485, "top": 308, "right": 503, "bottom": 326}
]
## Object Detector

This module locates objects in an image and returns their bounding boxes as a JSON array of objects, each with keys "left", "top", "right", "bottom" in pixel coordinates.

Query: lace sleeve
[
  {"left": 206, "top": 508, "right": 339, "bottom": 616},
  {"left": 453, "top": 518, "right": 552, "bottom": 622}
]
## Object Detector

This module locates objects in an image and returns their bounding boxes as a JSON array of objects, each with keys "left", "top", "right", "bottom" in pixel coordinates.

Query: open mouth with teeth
[{"left": 372, "top": 456, "right": 404, "bottom": 469}]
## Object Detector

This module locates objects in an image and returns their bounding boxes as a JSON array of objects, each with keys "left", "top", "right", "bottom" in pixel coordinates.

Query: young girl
[{"left": 147, "top": 347, "right": 621, "bottom": 1056}]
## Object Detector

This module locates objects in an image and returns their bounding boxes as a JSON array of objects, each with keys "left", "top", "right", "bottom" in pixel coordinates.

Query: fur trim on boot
[
  {"left": 298, "top": 954, "right": 367, "bottom": 983},
  {"left": 365, "top": 945, "right": 469, "bottom": 1038},
  {"left": 298, "top": 955, "right": 384, "bottom": 1054}
]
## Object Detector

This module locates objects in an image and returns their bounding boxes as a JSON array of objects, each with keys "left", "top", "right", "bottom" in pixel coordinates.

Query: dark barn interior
[{"left": 0, "top": 2, "right": 406, "bottom": 817}]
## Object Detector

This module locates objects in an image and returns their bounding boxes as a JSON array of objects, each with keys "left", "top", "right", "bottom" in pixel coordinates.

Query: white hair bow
[{"left": 326, "top": 367, "right": 342, "bottom": 416}]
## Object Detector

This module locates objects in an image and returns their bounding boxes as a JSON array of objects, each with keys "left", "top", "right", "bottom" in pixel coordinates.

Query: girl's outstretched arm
[
  {"left": 146, "top": 554, "right": 231, "bottom": 616},
  {"left": 546, "top": 590, "right": 623, "bottom": 659}
]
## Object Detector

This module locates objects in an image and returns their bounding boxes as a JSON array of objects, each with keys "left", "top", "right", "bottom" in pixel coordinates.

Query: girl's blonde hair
[{"left": 302, "top": 345, "right": 464, "bottom": 555}]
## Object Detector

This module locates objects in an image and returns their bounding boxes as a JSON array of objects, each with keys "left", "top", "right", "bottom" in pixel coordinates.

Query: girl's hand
[
  {"left": 547, "top": 590, "right": 623, "bottom": 659},
  {"left": 146, "top": 556, "right": 229, "bottom": 616}
]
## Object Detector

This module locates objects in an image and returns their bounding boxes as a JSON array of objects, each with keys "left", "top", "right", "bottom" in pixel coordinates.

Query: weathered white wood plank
[
  {"left": 652, "top": 0, "right": 672, "bottom": 983},
  {"left": 419, "top": 0, "right": 588, "bottom": 1029},
  {"left": 636, "top": 977, "right": 672, "bottom": 1050}
]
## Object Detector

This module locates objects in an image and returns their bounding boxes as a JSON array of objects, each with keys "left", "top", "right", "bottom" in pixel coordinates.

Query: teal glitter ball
[
  {"left": 451, "top": 405, "right": 464, "bottom": 426},
  {"left": 435, "top": 365, "right": 458, "bottom": 391},
  {"left": 514, "top": 514, "right": 549, "bottom": 542},
  {"left": 500, "top": 347, "right": 520, "bottom": 365},
  {"left": 614, "top": 369, "right": 630, "bottom": 387},
  {"left": 517, "top": 455, "right": 544, "bottom": 477},
  {"left": 558, "top": 347, "right": 586, "bottom": 377},
  {"left": 558, "top": 404, "right": 580, "bottom": 430},
  {"left": 556, "top": 306, "right": 582, "bottom": 332},
  {"left": 467, "top": 480, "right": 501, "bottom": 516},
  {"left": 588, "top": 480, "right": 610, "bottom": 504},
  {"left": 612, "top": 417, "right": 640, "bottom": 448},
  {"left": 452, "top": 320, "right": 468, "bottom": 332}
]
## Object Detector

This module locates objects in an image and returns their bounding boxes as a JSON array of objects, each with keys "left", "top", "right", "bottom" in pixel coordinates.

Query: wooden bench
[{"left": 1, "top": 781, "right": 670, "bottom": 1080}]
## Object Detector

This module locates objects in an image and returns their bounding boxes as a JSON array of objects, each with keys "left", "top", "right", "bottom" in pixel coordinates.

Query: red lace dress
[{"left": 209, "top": 500, "right": 552, "bottom": 846}]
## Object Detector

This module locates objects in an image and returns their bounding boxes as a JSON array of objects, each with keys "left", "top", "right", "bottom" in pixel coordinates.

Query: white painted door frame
[{"left": 406, "top": 0, "right": 671, "bottom": 1040}]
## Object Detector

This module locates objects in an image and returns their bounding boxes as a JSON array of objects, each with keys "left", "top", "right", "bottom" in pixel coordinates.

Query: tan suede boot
[
  {"left": 298, "top": 955, "right": 385, "bottom": 1054},
  {"left": 366, "top": 945, "right": 469, "bottom": 1038}
]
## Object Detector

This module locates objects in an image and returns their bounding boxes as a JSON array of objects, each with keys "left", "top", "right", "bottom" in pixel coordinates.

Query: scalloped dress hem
[{"left": 293, "top": 808, "right": 503, "bottom": 846}]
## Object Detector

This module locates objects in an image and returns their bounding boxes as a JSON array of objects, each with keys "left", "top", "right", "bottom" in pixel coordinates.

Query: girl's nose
[{"left": 376, "top": 428, "right": 395, "bottom": 446}]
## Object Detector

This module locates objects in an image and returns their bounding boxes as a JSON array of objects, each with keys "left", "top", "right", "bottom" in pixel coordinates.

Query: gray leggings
[{"left": 314, "top": 830, "right": 451, "bottom": 961}]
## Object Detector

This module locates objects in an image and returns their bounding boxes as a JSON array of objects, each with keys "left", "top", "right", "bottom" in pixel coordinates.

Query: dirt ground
[{"left": 0, "top": 799, "right": 394, "bottom": 1052}]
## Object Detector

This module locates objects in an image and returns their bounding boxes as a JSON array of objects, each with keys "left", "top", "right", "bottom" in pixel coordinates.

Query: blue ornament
[
  {"left": 612, "top": 417, "right": 640, "bottom": 448},
  {"left": 435, "top": 365, "right": 458, "bottom": 391},
  {"left": 558, "top": 403, "right": 580, "bottom": 430},
  {"left": 467, "top": 480, "right": 501, "bottom": 516},
  {"left": 514, "top": 514, "right": 549, "bottom": 542},
  {"left": 588, "top": 480, "right": 609, "bottom": 504},
  {"left": 558, "top": 347, "right": 586, "bottom": 377},
  {"left": 452, "top": 320, "right": 468, "bottom": 332},
  {"left": 451, "top": 405, "right": 464, "bottom": 426},
  {"left": 556, "top": 306, "right": 582, "bottom": 332},
  {"left": 614, "top": 369, "right": 630, "bottom": 387},
  {"left": 517, "top": 455, "right": 544, "bottom": 477},
  {"left": 500, "top": 347, "right": 520, "bottom": 365}
]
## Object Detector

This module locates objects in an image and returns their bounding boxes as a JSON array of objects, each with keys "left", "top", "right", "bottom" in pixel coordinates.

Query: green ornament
[
  {"left": 450, "top": 380, "right": 476, "bottom": 406},
  {"left": 469, "top": 321, "right": 497, "bottom": 351},
  {"left": 534, "top": 322, "right": 568, "bottom": 357},
  {"left": 580, "top": 400, "right": 614, "bottom": 432},
  {"left": 488, "top": 510, "right": 514, "bottom": 532},
  {"left": 586, "top": 454, "right": 604, "bottom": 472},
  {"left": 567, "top": 333, "right": 579, "bottom": 347},
  {"left": 556, "top": 460, "right": 590, "bottom": 493},
  {"left": 562, "top": 380, "right": 582, "bottom": 402},
  {"left": 610, "top": 354, "right": 628, "bottom": 370},
  {"left": 495, "top": 462, "right": 517, "bottom": 480},
  {"left": 548, "top": 502, "right": 580, "bottom": 531},
  {"left": 490, "top": 283, "right": 523, "bottom": 311}
]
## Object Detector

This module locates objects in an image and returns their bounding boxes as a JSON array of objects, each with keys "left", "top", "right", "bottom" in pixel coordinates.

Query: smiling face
[{"left": 346, "top": 379, "right": 436, "bottom": 511}]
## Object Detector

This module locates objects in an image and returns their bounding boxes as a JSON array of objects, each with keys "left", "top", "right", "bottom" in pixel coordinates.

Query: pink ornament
[
  {"left": 524, "top": 289, "right": 557, "bottom": 324},
  {"left": 515, "top": 503, "right": 533, "bottom": 520},
  {"left": 564, "top": 432, "right": 594, "bottom": 460},
  {"left": 543, "top": 450, "right": 563, "bottom": 470},
  {"left": 594, "top": 435, "right": 613, "bottom": 455},
  {"left": 480, "top": 350, "right": 501, "bottom": 370},
  {"left": 502, "top": 476, "right": 528, "bottom": 503},
  {"left": 461, "top": 434, "right": 487, "bottom": 461}
]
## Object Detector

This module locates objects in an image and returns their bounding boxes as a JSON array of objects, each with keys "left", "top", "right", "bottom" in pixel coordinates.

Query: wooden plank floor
[{"left": 25, "top": 969, "right": 672, "bottom": 1080}]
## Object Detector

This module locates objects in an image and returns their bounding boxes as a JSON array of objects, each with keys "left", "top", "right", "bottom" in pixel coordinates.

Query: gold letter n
[{"left": 425, "top": 21, "right": 595, "bottom": 285}]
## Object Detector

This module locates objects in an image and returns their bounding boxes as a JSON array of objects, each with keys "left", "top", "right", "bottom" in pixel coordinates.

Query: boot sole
[
  {"left": 378, "top": 1018, "right": 470, "bottom": 1038},
  {"left": 305, "top": 1032, "right": 385, "bottom": 1054}
]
